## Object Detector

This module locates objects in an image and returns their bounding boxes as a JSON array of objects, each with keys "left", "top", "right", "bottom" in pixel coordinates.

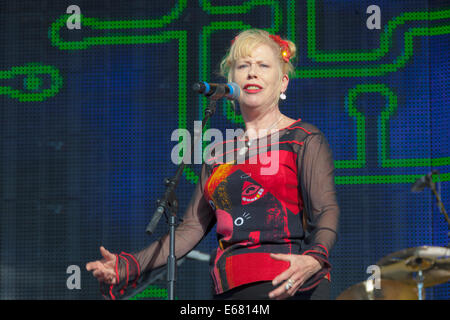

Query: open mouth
[{"left": 243, "top": 84, "right": 263, "bottom": 93}]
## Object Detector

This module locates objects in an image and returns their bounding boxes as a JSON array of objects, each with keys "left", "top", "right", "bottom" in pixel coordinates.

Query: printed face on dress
[{"left": 232, "top": 44, "right": 289, "bottom": 112}]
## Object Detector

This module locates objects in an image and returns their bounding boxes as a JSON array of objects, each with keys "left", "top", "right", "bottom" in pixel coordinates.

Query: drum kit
[
  {"left": 337, "top": 172, "right": 450, "bottom": 300},
  {"left": 336, "top": 245, "right": 450, "bottom": 300}
]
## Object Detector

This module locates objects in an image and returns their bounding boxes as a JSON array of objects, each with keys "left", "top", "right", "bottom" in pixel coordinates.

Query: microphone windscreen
[
  {"left": 192, "top": 81, "right": 208, "bottom": 94},
  {"left": 227, "top": 82, "right": 240, "bottom": 100}
]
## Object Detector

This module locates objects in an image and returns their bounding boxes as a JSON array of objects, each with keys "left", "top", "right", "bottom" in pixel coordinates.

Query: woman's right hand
[{"left": 86, "top": 246, "right": 118, "bottom": 285}]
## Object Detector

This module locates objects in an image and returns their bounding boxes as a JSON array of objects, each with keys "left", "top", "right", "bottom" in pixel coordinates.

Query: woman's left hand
[{"left": 268, "top": 253, "right": 322, "bottom": 300}]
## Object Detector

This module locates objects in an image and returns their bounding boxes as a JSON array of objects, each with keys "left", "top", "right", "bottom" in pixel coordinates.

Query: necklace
[{"left": 238, "top": 115, "right": 284, "bottom": 156}]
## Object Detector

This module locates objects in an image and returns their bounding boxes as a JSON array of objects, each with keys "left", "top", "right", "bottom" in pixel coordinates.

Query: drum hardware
[
  {"left": 338, "top": 171, "right": 449, "bottom": 300},
  {"left": 336, "top": 279, "right": 418, "bottom": 300},
  {"left": 377, "top": 246, "right": 450, "bottom": 300},
  {"left": 338, "top": 246, "right": 450, "bottom": 300}
]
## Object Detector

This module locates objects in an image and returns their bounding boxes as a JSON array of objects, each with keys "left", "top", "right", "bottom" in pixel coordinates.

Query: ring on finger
[{"left": 285, "top": 279, "right": 295, "bottom": 291}]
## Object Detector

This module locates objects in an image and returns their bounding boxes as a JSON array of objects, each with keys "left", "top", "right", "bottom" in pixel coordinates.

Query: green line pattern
[
  {"left": 200, "top": 0, "right": 281, "bottom": 16},
  {"left": 128, "top": 285, "right": 170, "bottom": 300},
  {"left": 0, "top": 63, "right": 63, "bottom": 102},
  {"left": 337, "top": 84, "right": 450, "bottom": 170},
  {"left": 43, "top": 1, "right": 450, "bottom": 191},
  {"left": 296, "top": 24, "right": 450, "bottom": 78},
  {"left": 336, "top": 172, "right": 450, "bottom": 185},
  {"left": 306, "top": 0, "right": 450, "bottom": 62}
]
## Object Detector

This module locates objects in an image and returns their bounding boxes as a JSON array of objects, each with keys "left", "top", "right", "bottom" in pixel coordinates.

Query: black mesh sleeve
[{"left": 297, "top": 130, "right": 340, "bottom": 291}]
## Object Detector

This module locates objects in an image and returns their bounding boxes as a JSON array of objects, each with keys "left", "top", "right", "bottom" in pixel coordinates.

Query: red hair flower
[{"left": 269, "top": 35, "right": 291, "bottom": 63}]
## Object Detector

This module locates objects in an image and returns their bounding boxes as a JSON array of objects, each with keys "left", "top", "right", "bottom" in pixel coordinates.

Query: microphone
[
  {"left": 193, "top": 81, "right": 240, "bottom": 100},
  {"left": 411, "top": 170, "right": 438, "bottom": 192}
]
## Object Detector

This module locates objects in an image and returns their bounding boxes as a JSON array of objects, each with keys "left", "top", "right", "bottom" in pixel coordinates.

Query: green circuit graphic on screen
[
  {"left": 39, "top": 0, "right": 450, "bottom": 186},
  {"left": 1, "top": 0, "right": 448, "bottom": 301}
]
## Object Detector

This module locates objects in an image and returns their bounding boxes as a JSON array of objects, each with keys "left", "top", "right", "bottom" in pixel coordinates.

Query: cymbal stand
[{"left": 415, "top": 270, "right": 425, "bottom": 300}]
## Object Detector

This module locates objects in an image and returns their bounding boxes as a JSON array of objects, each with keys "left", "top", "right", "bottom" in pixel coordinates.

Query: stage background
[{"left": 0, "top": 0, "right": 449, "bottom": 299}]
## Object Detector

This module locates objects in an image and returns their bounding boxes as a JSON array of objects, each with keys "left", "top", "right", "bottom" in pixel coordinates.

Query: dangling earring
[{"left": 280, "top": 92, "right": 286, "bottom": 100}]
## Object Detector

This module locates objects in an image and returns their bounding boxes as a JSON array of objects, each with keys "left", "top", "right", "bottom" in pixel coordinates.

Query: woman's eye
[
  {"left": 237, "top": 64, "right": 247, "bottom": 69},
  {"left": 260, "top": 64, "right": 269, "bottom": 68}
]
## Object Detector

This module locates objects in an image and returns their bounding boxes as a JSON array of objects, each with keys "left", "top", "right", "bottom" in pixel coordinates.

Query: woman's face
[{"left": 232, "top": 44, "right": 289, "bottom": 112}]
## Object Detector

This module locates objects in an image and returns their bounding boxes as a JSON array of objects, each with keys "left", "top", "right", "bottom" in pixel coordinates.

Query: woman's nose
[{"left": 247, "top": 64, "right": 257, "bottom": 78}]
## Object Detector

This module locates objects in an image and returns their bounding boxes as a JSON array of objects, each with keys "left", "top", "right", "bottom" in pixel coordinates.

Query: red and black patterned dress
[{"left": 101, "top": 119, "right": 340, "bottom": 299}]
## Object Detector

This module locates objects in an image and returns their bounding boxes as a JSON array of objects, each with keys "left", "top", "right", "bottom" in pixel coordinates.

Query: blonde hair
[{"left": 219, "top": 29, "right": 297, "bottom": 82}]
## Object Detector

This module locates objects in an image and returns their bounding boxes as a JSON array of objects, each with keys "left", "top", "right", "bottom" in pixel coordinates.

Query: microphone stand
[{"left": 145, "top": 86, "right": 226, "bottom": 300}]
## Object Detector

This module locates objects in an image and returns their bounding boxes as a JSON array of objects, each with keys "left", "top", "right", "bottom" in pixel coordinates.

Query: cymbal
[
  {"left": 336, "top": 279, "right": 418, "bottom": 300},
  {"left": 377, "top": 246, "right": 450, "bottom": 287}
]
